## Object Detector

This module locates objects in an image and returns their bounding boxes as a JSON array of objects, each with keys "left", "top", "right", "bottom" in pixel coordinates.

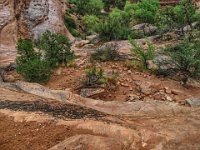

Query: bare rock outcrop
[
  {"left": 0, "top": 81, "right": 200, "bottom": 150},
  {"left": 0, "top": 0, "right": 74, "bottom": 68}
]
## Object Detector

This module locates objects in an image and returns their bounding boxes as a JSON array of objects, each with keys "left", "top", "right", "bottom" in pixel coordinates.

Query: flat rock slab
[
  {"left": 80, "top": 88, "right": 105, "bottom": 97},
  {"left": 186, "top": 98, "right": 200, "bottom": 107},
  {"left": 1, "top": 81, "right": 194, "bottom": 117}
]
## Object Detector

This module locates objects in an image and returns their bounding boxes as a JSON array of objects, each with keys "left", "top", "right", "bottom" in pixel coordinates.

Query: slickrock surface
[{"left": 0, "top": 81, "right": 200, "bottom": 150}]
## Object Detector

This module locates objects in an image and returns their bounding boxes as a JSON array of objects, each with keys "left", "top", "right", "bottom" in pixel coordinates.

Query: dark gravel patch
[{"left": 0, "top": 100, "right": 106, "bottom": 120}]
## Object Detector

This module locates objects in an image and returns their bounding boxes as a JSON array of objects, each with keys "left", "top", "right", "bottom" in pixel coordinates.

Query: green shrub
[
  {"left": 165, "top": 38, "right": 200, "bottom": 79},
  {"left": 134, "top": 0, "right": 160, "bottom": 24},
  {"left": 17, "top": 59, "right": 51, "bottom": 83},
  {"left": 96, "top": 8, "right": 132, "bottom": 40},
  {"left": 64, "top": 13, "right": 76, "bottom": 29},
  {"left": 91, "top": 43, "right": 119, "bottom": 62},
  {"left": 155, "top": 6, "right": 176, "bottom": 35},
  {"left": 16, "top": 39, "right": 51, "bottom": 83},
  {"left": 124, "top": 1, "right": 135, "bottom": 18},
  {"left": 36, "top": 31, "right": 74, "bottom": 68},
  {"left": 75, "top": 0, "right": 104, "bottom": 15},
  {"left": 103, "top": 0, "right": 126, "bottom": 11},
  {"left": 82, "top": 15, "right": 100, "bottom": 34},
  {"left": 16, "top": 39, "right": 39, "bottom": 63},
  {"left": 173, "top": 0, "right": 198, "bottom": 33},
  {"left": 82, "top": 65, "right": 105, "bottom": 87},
  {"left": 129, "top": 39, "right": 155, "bottom": 69}
]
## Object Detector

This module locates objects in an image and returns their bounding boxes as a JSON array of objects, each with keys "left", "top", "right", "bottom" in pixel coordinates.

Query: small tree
[
  {"left": 16, "top": 39, "right": 38, "bottom": 63},
  {"left": 134, "top": 0, "right": 160, "bottom": 24},
  {"left": 173, "top": 0, "right": 198, "bottom": 34},
  {"left": 36, "top": 31, "right": 74, "bottom": 68},
  {"left": 17, "top": 59, "right": 51, "bottom": 83},
  {"left": 96, "top": 8, "right": 132, "bottom": 40},
  {"left": 129, "top": 39, "right": 155, "bottom": 70},
  {"left": 16, "top": 39, "right": 51, "bottom": 83},
  {"left": 165, "top": 38, "right": 200, "bottom": 81},
  {"left": 155, "top": 6, "right": 176, "bottom": 35},
  {"left": 82, "top": 15, "right": 100, "bottom": 34}
]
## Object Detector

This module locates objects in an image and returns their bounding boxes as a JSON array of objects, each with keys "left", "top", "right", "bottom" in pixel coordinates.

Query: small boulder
[
  {"left": 132, "top": 23, "right": 157, "bottom": 36},
  {"left": 186, "top": 97, "right": 200, "bottom": 107},
  {"left": 186, "top": 78, "right": 200, "bottom": 89},
  {"left": 132, "top": 23, "right": 146, "bottom": 30},
  {"left": 86, "top": 34, "right": 99, "bottom": 43},
  {"left": 80, "top": 88, "right": 105, "bottom": 97},
  {"left": 147, "top": 60, "right": 159, "bottom": 70},
  {"left": 0, "top": 75, "right": 3, "bottom": 82},
  {"left": 144, "top": 24, "right": 158, "bottom": 35},
  {"left": 75, "top": 40, "right": 90, "bottom": 48}
]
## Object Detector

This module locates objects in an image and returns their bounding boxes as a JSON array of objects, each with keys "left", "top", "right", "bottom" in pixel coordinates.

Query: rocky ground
[
  {"left": 0, "top": 78, "right": 200, "bottom": 150},
  {"left": 0, "top": 38, "right": 200, "bottom": 149}
]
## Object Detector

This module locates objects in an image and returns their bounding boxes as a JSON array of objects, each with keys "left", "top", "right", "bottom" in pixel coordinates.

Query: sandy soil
[{"left": 46, "top": 61, "right": 200, "bottom": 103}]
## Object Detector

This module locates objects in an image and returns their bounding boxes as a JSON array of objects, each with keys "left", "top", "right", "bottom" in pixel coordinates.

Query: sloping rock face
[
  {"left": 0, "top": 0, "right": 74, "bottom": 68},
  {"left": 0, "top": 81, "right": 200, "bottom": 150}
]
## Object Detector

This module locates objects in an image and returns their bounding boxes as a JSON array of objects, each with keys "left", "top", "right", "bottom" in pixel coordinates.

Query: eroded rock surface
[
  {"left": 0, "top": 81, "right": 200, "bottom": 150},
  {"left": 0, "top": 0, "right": 74, "bottom": 68}
]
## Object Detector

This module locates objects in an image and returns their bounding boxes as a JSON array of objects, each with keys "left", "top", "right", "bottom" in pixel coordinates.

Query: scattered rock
[
  {"left": 132, "top": 23, "right": 146, "bottom": 30},
  {"left": 171, "top": 89, "right": 185, "bottom": 95},
  {"left": 186, "top": 97, "right": 200, "bottom": 107},
  {"left": 144, "top": 24, "right": 158, "bottom": 35},
  {"left": 165, "top": 87, "right": 172, "bottom": 94},
  {"left": 3, "top": 74, "right": 16, "bottom": 82},
  {"left": 80, "top": 88, "right": 105, "bottom": 97},
  {"left": 186, "top": 78, "right": 200, "bottom": 88},
  {"left": 121, "top": 83, "right": 130, "bottom": 87},
  {"left": 132, "top": 23, "right": 157, "bottom": 36},
  {"left": 136, "top": 82, "right": 161, "bottom": 96},
  {"left": 128, "top": 94, "right": 141, "bottom": 101},
  {"left": 75, "top": 40, "right": 90, "bottom": 48},
  {"left": 0, "top": 75, "right": 3, "bottom": 82},
  {"left": 183, "top": 22, "right": 199, "bottom": 33},
  {"left": 166, "top": 96, "right": 173, "bottom": 101},
  {"left": 86, "top": 34, "right": 100, "bottom": 43},
  {"left": 147, "top": 60, "right": 159, "bottom": 70}
]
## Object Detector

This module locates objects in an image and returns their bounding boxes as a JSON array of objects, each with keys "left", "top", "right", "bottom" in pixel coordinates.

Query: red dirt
[
  {"left": 46, "top": 61, "right": 200, "bottom": 104},
  {"left": 0, "top": 113, "right": 73, "bottom": 150},
  {"left": 0, "top": 112, "right": 102, "bottom": 150}
]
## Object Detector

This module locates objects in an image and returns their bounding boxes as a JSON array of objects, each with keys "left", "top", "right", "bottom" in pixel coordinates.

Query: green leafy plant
[
  {"left": 96, "top": 8, "right": 132, "bottom": 40},
  {"left": 17, "top": 59, "right": 51, "bottom": 83},
  {"left": 36, "top": 31, "right": 74, "bottom": 68},
  {"left": 75, "top": 0, "right": 104, "bottom": 15},
  {"left": 173, "top": 0, "right": 198, "bottom": 34},
  {"left": 64, "top": 13, "right": 81, "bottom": 37},
  {"left": 165, "top": 38, "right": 200, "bottom": 81},
  {"left": 134, "top": 0, "right": 160, "bottom": 24},
  {"left": 82, "top": 15, "right": 100, "bottom": 34},
  {"left": 16, "top": 39, "right": 51, "bottom": 83},
  {"left": 129, "top": 39, "right": 155, "bottom": 70},
  {"left": 155, "top": 6, "right": 176, "bottom": 35},
  {"left": 82, "top": 65, "right": 106, "bottom": 87}
]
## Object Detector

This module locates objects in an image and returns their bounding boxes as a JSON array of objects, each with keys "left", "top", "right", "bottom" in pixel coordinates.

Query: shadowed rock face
[{"left": 0, "top": 0, "right": 74, "bottom": 68}]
